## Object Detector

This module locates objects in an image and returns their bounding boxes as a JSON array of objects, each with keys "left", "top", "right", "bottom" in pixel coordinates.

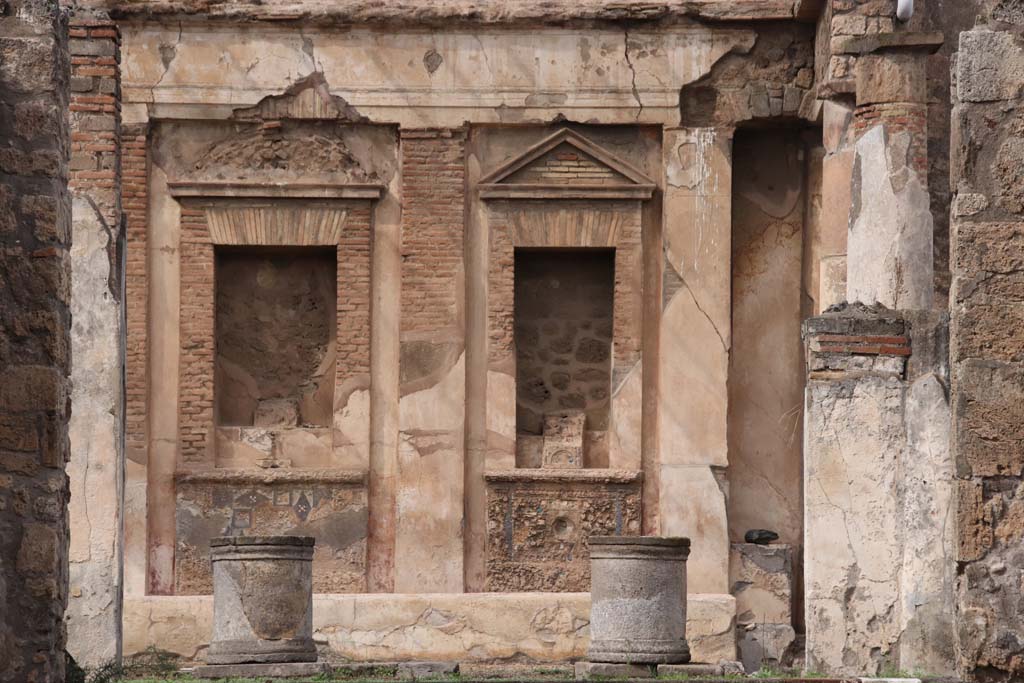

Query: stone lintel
[{"left": 831, "top": 31, "right": 945, "bottom": 56}]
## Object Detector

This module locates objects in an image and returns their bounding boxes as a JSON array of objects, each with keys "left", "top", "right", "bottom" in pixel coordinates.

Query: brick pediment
[{"left": 479, "top": 129, "right": 656, "bottom": 200}]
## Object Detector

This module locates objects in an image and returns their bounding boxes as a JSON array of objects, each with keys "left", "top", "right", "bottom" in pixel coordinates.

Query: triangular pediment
[{"left": 479, "top": 129, "right": 657, "bottom": 201}]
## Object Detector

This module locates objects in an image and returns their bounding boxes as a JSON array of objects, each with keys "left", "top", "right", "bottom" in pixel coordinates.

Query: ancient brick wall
[
  {"left": 0, "top": 1, "right": 71, "bottom": 681},
  {"left": 400, "top": 129, "right": 465, "bottom": 336},
  {"left": 69, "top": 19, "right": 120, "bottom": 230},
  {"left": 178, "top": 204, "right": 215, "bottom": 465},
  {"left": 951, "top": 10, "right": 1024, "bottom": 680},
  {"left": 122, "top": 124, "right": 148, "bottom": 461},
  {"left": 338, "top": 204, "right": 372, "bottom": 382},
  {"left": 487, "top": 204, "right": 515, "bottom": 364}
]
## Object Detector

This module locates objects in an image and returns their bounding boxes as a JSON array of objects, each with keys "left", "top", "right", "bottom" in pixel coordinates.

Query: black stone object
[{"left": 744, "top": 529, "right": 779, "bottom": 545}]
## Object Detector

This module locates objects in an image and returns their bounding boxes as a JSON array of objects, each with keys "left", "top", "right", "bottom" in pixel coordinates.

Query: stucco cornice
[{"left": 75, "top": 0, "right": 817, "bottom": 26}]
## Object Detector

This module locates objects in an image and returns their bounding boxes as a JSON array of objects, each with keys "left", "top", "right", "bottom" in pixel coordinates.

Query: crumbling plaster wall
[
  {"left": 65, "top": 11, "right": 126, "bottom": 669},
  {"left": 728, "top": 130, "right": 806, "bottom": 551},
  {"left": 803, "top": 309, "right": 956, "bottom": 677},
  {"left": 0, "top": 1, "right": 71, "bottom": 681},
  {"left": 951, "top": 7, "right": 1024, "bottom": 680}
]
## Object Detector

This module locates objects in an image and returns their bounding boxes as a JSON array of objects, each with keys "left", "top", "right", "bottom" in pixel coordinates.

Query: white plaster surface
[
  {"left": 124, "top": 593, "right": 737, "bottom": 665},
  {"left": 67, "top": 196, "right": 124, "bottom": 667},
  {"left": 120, "top": 25, "right": 754, "bottom": 126},
  {"left": 847, "top": 126, "right": 933, "bottom": 310}
]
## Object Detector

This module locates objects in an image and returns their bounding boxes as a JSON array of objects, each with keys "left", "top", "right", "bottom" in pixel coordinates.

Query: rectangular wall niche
[
  {"left": 514, "top": 248, "right": 614, "bottom": 468},
  {"left": 215, "top": 246, "right": 337, "bottom": 428}
]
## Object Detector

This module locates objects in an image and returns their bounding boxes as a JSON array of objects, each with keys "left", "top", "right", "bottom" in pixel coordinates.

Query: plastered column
[
  {"left": 846, "top": 47, "right": 935, "bottom": 310},
  {"left": 659, "top": 128, "right": 732, "bottom": 594},
  {"left": 813, "top": 100, "right": 855, "bottom": 313},
  {"left": 66, "top": 15, "right": 125, "bottom": 666},
  {"left": 367, "top": 144, "right": 402, "bottom": 593}
]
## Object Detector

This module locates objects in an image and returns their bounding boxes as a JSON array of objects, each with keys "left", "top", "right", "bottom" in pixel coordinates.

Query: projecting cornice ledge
[
  {"left": 89, "top": 0, "right": 823, "bottom": 25},
  {"left": 167, "top": 181, "right": 385, "bottom": 200}
]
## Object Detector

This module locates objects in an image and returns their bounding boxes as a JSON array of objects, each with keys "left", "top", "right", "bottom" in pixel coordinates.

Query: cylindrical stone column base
[
  {"left": 207, "top": 536, "right": 317, "bottom": 665},
  {"left": 587, "top": 536, "right": 691, "bottom": 664}
]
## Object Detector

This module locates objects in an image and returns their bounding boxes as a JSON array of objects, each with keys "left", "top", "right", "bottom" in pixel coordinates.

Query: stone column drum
[
  {"left": 587, "top": 536, "right": 691, "bottom": 664},
  {"left": 207, "top": 536, "right": 318, "bottom": 665}
]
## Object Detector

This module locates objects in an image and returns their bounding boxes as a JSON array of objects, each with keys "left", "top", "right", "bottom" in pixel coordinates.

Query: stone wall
[
  {"left": 0, "top": 1, "right": 71, "bottom": 681},
  {"left": 951, "top": 8, "right": 1024, "bottom": 680},
  {"left": 514, "top": 250, "right": 615, "bottom": 444},
  {"left": 66, "top": 11, "right": 125, "bottom": 668}
]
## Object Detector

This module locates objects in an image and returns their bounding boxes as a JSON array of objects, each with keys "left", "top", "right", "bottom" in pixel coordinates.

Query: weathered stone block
[
  {"left": 0, "top": 36, "right": 58, "bottom": 94},
  {"left": 737, "top": 624, "right": 796, "bottom": 674},
  {"left": 574, "top": 661, "right": 654, "bottom": 679},
  {"left": 195, "top": 662, "right": 329, "bottom": 678},
  {"left": 541, "top": 411, "right": 585, "bottom": 469},
  {"left": 127, "top": 592, "right": 737, "bottom": 666},
  {"left": 855, "top": 52, "right": 927, "bottom": 106},
  {"left": 657, "top": 663, "right": 725, "bottom": 676},
  {"left": 955, "top": 360, "right": 1024, "bottom": 478},
  {"left": 957, "top": 30, "right": 1024, "bottom": 103},
  {"left": 729, "top": 543, "right": 792, "bottom": 626}
]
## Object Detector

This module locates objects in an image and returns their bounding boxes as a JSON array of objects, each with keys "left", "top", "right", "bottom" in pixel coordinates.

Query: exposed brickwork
[
  {"left": 122, "top": 124, "right": 148, "bottom": 458},
  {"left": 178, "top": 201, "right": 374, "bottom": 465},
  {"left": 337, "top": 203, "right": 373, "bottom": 382},
  {"left": 854, "top": 102, "right": 929, "bottom": 179},
  {"left": 178, "top": 204, "right": 215, "bottom": 465},
  {"left": 400, "top": 129, "right": 465, "bottom": 335},
  {"left": 612, "top": 209, "right": 642, "bottom": 375},
  {"left": 487, "top": 205, "right": 514, "bottom": 363},
  {"left": 506, "top": 145, "right": 625, "bottom": 185},
  {"left": 0, "top": 1, "right": 71, "bottom": 681},
  {"left": 69, "top": 19, "right": 120, "bottom": 233}
]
